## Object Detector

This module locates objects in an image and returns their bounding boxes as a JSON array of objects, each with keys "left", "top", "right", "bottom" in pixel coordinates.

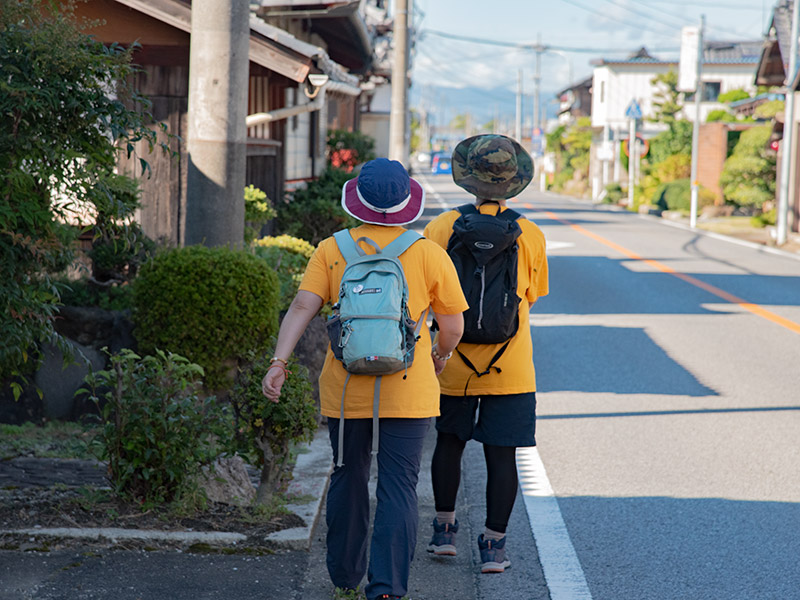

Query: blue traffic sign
[{"left": 625, "top": 99, "right": 643, "bottom": 120}]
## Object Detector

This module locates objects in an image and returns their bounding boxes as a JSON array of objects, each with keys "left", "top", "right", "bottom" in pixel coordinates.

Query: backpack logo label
[
  {"left": 474, "top": 241, "right": 494, "bottom": 250},
  {"left": 356, "top": 287, "right": 381, "bottom": 295}
]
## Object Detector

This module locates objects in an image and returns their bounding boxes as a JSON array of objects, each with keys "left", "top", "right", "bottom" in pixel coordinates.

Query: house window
[
  {"left": 703, "top": 82, "right": 721, "bottom": 102},
  {"left": 687, "top": 81, "right": 722, "bottom": 102},
  {"left": 600, "top": 81, "right": 605, "bottom": 103}
]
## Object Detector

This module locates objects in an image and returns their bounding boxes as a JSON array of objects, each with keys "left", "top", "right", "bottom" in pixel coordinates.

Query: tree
[
  {"left": 720, "top": 125, "right": 776, "bottom": 209},
  {"left": 649, "top": 70, "right": 682, "bottom": 127},
  {"left": 0, "top": 0, "right": 167, "bottom": 386}
]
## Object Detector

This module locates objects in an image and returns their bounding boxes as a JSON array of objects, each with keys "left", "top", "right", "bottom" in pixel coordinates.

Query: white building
[{"left": 590, "top": 44, "right": 761, "bottom": 198}]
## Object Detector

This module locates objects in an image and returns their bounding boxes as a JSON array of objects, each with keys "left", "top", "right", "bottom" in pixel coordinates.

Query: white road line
[
  {"left": 516, "top": 447, "right": 593, "bottom": 600},
  {"left": 545, "top": 240, "right": 575, "bottom": 251},
  {"left": 416, "top": 173, "right": 449, "bottom": 211}
]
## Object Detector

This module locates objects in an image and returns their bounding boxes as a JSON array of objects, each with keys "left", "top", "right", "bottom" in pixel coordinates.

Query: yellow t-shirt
[
  {"left": 298, "top": 224, "right": 469, "bottom": 419},
  {"left": 423, "top": 203, "right": 549, "bottom": 396}
]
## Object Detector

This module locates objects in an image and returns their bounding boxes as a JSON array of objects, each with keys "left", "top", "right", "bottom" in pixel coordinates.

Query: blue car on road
[{"left": 430, "top": 151, "right": 452, "bottom": 174}]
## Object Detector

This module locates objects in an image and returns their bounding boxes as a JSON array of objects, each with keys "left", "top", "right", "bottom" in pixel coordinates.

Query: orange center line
[{"left": 537, "top": 209, "right": 800, "bottom": 336}]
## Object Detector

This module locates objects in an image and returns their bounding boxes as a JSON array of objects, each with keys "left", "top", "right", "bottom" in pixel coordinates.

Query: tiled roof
[{"left": 599, "top": 41, "right": 762, "bottom": 66}]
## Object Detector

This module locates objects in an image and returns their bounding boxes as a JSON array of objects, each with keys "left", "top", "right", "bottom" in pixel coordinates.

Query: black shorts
[{"left": 435, "top": 392, "right": 537, "bottom": 447}]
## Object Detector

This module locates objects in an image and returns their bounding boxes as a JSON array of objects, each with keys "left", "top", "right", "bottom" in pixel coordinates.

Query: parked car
[{"left": 430, "top": 151, "right": 452, "bottom": 175}]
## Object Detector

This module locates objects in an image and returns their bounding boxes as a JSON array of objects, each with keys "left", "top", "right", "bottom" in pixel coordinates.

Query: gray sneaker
[
  {"left": 427, "top": 518, "right": 458, "bottom": 556},
  {"left": 477, "top": 534, "right": 511, "bottom": 573}
]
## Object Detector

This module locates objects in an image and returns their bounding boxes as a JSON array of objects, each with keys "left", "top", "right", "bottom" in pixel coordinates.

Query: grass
[{"left": 0, "top": 421, "right": 97, "bottom": 460}]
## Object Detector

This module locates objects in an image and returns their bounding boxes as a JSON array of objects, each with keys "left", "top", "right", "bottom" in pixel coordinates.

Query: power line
[
  {"left": 420, "top": 29, "right": 678, "bottom": 54},
  {"left": 601, "top": 0, "right": 687, "bottom": 30},
  {"left": 558, "top": 0, "right": 680, "bottom": 40},
  {"left": 639, "top": 0, "right": 761, "bottom": 9}
]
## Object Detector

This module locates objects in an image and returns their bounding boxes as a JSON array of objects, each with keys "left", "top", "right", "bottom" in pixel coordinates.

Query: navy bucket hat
[{"left": 341, "top": 158, "right": 426, "bottom": 226}]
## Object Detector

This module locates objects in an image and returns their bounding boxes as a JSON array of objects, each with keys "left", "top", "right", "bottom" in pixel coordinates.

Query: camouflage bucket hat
[{"left": 452, "top": 134, "right": 534, "bottom": 200}]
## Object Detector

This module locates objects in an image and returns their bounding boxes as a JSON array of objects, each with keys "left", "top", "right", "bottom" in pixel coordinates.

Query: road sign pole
[
  {"left": 777, "top": 0, "right": 800, "bottom": 245},
  {"left": 689, "top": 15, "right": 705, "bottom": 229},
  {"left": 628, "top": 117, "right": 636, "bottom": 207}
]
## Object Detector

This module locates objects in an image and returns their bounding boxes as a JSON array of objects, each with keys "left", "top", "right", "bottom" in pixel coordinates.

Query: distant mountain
[{"left": 409, "top": 83, "right": 560, "bottom": 133}]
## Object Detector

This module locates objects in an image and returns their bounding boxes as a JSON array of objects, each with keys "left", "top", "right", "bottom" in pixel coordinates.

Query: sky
[{"left": 409, "top": 0, "right": 773, "bottom": 126}]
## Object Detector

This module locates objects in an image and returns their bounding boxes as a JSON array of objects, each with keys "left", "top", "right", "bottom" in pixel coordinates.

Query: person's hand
[
  {"left": 432, "top": 355, "right": 447, "bottom": 376},
  {"left": 262, "top": 365, "right": 287, "bottom": 403}
]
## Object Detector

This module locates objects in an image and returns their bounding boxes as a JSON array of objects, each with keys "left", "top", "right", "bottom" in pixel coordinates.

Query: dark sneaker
[
  {"left": 427, "top": 518, "right": 458, "bottom": 556},
  {"left": 478, "top": 534, "right": 511, "bottom": 573}
]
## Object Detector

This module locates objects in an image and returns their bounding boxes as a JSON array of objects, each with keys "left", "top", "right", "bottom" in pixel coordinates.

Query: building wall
[
  {"left": 697, "top": 122, "right": 729, "bottom": 204},
  {"left": 592, "top": 62, "right": 758, "bottom": 132}
]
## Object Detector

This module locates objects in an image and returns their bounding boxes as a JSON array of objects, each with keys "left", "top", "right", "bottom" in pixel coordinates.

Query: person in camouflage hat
[
  {"left": 423, "top": 134, "right": 548, "bottom": 573},
  {"left": 451, "top": 133, "right": 534, "bottom": 200}
]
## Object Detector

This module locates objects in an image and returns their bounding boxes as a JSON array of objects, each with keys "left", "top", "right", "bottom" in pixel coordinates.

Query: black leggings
[{"left": 431, "top": 431, "right": 519, "bottom": 533}]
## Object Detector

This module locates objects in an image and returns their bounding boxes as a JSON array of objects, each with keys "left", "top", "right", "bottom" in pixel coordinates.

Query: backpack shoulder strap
[
  {"left": 333, "top": 229, "right": 363, "bottom": 263},
  {"left": 497, "top": 207, "right": 522, "bottom": 222},
  {"left": 456, "top": 203, "right": 478, "bottom": 216},
  {"left": 382, "top": 229, "right": 422, "bottom": 259}
]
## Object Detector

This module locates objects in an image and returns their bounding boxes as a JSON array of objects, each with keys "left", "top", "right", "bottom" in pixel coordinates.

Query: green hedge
[
  {"left": 651, "top": 178, "right": 715, "bottom": 212},
  {"left": 132, "top": 246, "right": 279, "bottom": 390}
]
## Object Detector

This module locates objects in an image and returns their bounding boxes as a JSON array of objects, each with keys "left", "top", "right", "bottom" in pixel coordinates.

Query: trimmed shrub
[
  {"left": 720, "top": 125, "right": 776, "bottom": 209},
  {"left": 132, "top": 246, "right": 279, "bottom": 390},
  {"left": 603, "top": 182, "right": 624, "bottom": 204},
  {"left": 84, "top": 349, "right": 229, "bottom": 509},
  {"left": 275, "top": 168, "right": 359, "bottom": 245},
  {"left": 253, "top": 235, "right": 314, "bottom": 312},
  {"left": 652, "top": 179, "right": 715, "bottom": 212},
  {"left": 229, "top": 350, "right": 317, "bottom": 505}
]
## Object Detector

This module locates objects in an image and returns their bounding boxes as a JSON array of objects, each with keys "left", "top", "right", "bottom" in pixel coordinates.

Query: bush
[
  {"left": 132, "top": 246, "right": 280, "bottom": 391},
  {"left": 244, "top": 185, "right": 276, "bottom": 246},
  {"left": 720, "top": 125, "right": 776, "bottom": 209},
  {"left": 647, "top": 120, "right": 693, "bottom": 165},
  {"left": 718, "top": 89, "right": 750, "bottom": 104},
  {"left": 57, "top": 277, "right": 134, "bottom": 311},
  {"left": 751, "top": 208, "right": 777, "bottom": 228},
  {"left": 753, "top": 100, "right": 784, "bottom": 120},
  {"left": 706, "top": 109, "right": 736, "bottom": 123},
  {"left": 253, "top": 235, "right": 314, "bottom": 311},
  {"left": 275, "top": 168, "right": 359, "bottom": 245},
  {"left": 603, "top": 182, "right": 624, "bottom": 204},
  {"left": 84, "top": 349, "right": 229, "bottom": 508},
  {"left": 652, "top": 179, "right": 715, "bottom": 212},
  {"left": 229, "top": 351, "right": 316, "bottom": 505},
  {"left": 327, "top": 129, "right": 376, "bottom": 172}
]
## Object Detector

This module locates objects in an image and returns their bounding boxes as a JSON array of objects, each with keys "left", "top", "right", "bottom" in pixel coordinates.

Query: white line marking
[
  {"left": 517, "top": 447, "right": 593, "bottom": 600},
  {"left": 545, "top": 240, "right": 575, "bottom": 251}
]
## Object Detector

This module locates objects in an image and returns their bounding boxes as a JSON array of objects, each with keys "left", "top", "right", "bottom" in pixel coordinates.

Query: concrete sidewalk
[{"left": 0, "top": 425, "right": 550, "bottom": 599}]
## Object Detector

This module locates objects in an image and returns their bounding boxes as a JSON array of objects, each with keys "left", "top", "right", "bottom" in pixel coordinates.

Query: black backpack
[{"left": 446, "top": 203, "right": 522, "bottom": 386}]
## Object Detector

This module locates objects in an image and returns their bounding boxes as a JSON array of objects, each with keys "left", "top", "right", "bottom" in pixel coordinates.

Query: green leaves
[
  {"left": 83, "top": 349, "right": 229, "bottom": 509},
  {"left": 720, "top": 125, "right": 775, "bottom": 209},
  {"left": 1, "top": 0, "right": 167, "bottom": 381},
  {"left": 132, "top": 246, "right": 280, "bottom": 391}
]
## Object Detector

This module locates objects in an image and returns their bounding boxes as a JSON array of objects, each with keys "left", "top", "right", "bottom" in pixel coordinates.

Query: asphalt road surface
[{"left": 419, "top": 173, "right": 800, "bottom": 600}]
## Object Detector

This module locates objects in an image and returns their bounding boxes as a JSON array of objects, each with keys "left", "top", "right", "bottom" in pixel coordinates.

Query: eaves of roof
[{"left": 110, "top": 0, "right": 355, "bottom": 86}]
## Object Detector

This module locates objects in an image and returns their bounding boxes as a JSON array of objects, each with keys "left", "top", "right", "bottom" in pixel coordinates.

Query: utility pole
[
  {"left": 689, "top": 15, "right": 705, "bottom": 229},
  {"left": 533, "top": 33, "right": 542, "bottom": 133},
  {"left": 184, "top": 0, "right": 249, "bottom": 247},
  {"left": 389, "top": 0, "right": 410, "bottom": 165},
  {"left": 516, "top": 68, "right": 523, "bottom": 141},
  {"left": 777, "top": 0, "right": 800, "bottom": 245}
]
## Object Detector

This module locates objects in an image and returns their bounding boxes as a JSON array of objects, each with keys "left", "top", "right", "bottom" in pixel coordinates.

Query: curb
[
  {"left": 267, "top": 427, "right": 332, "bottom": 550},
  {"left": 0, "top": 428, "right": 333, "bottom": 552}
]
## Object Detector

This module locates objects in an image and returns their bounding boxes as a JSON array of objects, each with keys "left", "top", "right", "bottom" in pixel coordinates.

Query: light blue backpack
[{"left": 326, "top": 229, "right": 427, "bottom": 466}]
